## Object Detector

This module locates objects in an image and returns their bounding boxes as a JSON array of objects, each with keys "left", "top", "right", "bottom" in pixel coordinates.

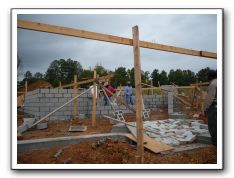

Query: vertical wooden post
[
  {"left": 96, "top": 74, "right": 99, "bottom": 99},
  {"left": 158, "top": 81, "right": 164, "bottom": 105},
  {"left": 73, "top": 75, "right": 77, "bottom": 119},
  {"left": 132, "top": 25, "right": 144, "bottom": 164},
  {"left": 92, "top": 69, "right": 97, "bottom": 127},
  {"left": 25, "top": 80, "right": 28, "bottom": 93},
  {"left": 59, "top": 81, "right": 62, "bottom": 88},
  {"left": 151, "top": 79, "right": 153, "bottom": 95}
]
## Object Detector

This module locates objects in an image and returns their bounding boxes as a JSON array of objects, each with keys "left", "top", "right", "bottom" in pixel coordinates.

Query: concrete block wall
[{"left": 24, "top": 89, "right": 169, "bottom": 121}]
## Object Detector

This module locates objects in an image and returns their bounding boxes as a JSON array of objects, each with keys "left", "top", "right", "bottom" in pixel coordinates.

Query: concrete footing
[
  {"left": 17, "top": 133, "right": 128, "bottom": 153},
  {"left": 111, "top": 123, "right": 130, "bottom": 133}
]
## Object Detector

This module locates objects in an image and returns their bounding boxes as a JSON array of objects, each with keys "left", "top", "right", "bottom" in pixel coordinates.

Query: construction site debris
[
  {"left": 143, "top": 119, "right": 210, "bottom": 146},
  {"left": 54, "top": 149, "right": 63, "bottom": 158}
]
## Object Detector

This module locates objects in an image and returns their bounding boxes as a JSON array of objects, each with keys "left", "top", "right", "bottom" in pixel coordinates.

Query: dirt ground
[
  {"left": 17, "top": 111, "right": 216, "bottom": 164},
  {"left": 17, "top": 138, "right": 217, "bottom": 164},
  {"left": 18, "top": 111, "right": 169, "bottom": 140}
]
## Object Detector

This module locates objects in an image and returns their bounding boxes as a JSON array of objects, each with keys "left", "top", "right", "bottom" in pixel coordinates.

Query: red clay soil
[
  {"left": 17, "top": 139, "right": 217, "bottom": 164},
  {"left": 18, "top": 80, "right": 53, "bottom": 93},
  {"left": 18, "top": 111, "right": 169, "bottom": 140}
]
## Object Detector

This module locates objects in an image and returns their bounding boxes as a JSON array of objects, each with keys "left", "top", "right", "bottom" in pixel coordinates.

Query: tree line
[{"left": 18, "top": 58, "right": 215, "bottom": 88}]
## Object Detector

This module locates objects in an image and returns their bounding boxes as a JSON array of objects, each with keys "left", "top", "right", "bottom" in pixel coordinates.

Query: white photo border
[{"left": 11, "top": 8, "right": 223, "bottom": 170}]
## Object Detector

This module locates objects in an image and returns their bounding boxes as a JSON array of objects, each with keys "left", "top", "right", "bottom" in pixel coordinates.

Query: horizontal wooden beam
[
  {"left": 56, "top": 74, "right": 114, "bottom": 88},
  {"left": 17, "top": 20, "right": 217, "bottom": 59}
]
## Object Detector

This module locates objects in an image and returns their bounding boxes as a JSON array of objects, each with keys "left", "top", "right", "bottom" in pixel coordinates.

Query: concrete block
[
  {"left": 40, "top": 98, "right": 49, "bottom": 102},
  {"left": 50, "top": 98, "right": 58, "bottom": 103},
  {"left": 64, "top": 94, "right": 71, "bottom": 98},
  {"left": 40, "top": 107, "right": 50, "bottom": 112},
  {"left": 67, "top": 89, "right": 73, "bottom": 94},
  {"left": 200, "top": 124, "right": 208, "bottom": 130},
  {"left": 17, "top": 123, "right": 29, "bottom": 133},
  {"left": 111, "top": 123, "right": 130, "bottom": 133},
  {"left": 58, "top": 89, "right": 67, "bottom": 94},
  {"left": 45, "top": 93, "right": 54, "bottom": 97},
  {"left": 55, "top": 94, "right": 63, "bottom": 97},
  {"left": 59, "top": 98, "right": 68, "bottom": 103},
  {"left": 196, "top": 133, "right": 212, "bottom": 144},
  {"left": 101, "top": 110, "right": 108, "bottom": 115},
  {"left": 50, "top": 88, "right": 58, "bottom": 93},
  {"left": 104, "top": 106, "right": 112, "bottom": 110},
  {"left": 45, "top": 103, "right": 54, "bottom": 107},
  {"left": 36, "top": 122, "right": 48, "bottom": 130},
  {"left": 40, "top": 89, "right": 50, "bottom": 93},
  {"left": 168, "top": 108, "right": 173, "bottom": 114}
]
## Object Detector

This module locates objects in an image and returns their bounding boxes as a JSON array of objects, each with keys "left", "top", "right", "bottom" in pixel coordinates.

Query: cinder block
[
  {"left": 101, "top": 110, "right": 108, "bottom": 115},
  {"left": 46, "top": 93, "right": 55, "bottom": 97},
  {"left": 104, "top": 106, "right": 112, "bottom": 110},
  {"left": 168, "top": 108, "right": 173, "bottom": 114},
  {"left": 55, "top": 94, "right": 63, "bottom": 97},
  {"left": 59, "top": 98, "right": 68, "bottom": 103},
  {"left": 45, "top": 103, "right": 54, "bottom": 107},
  {"left": 58, "top": 89, "right": 67, "bottom": 94},
  {"left": 40, "top": 89, "right": 50, "bottom": 93},
  {"left": 50, "top": 98, "right": 59, "bottom": 103},
  {"left": 37, "top": 93, "right": 43, "bottom": 97},
  {"left": 36, "top": 122, "right": 48, "bottom": 130},
  {"left": 63, "top": 94, "right": 71, "bottom": 98},
  {"left": 50, "top": 88, "right": 58, "bottom": 93},
  {"left": 40, "top": 98, "right": 49, "bottom": 102},
  {"left": 40, "top": 107, "right": 50, "bottom": 112},
  {"left": 17, "top": 123, "right": 29, "bottom": 133}
]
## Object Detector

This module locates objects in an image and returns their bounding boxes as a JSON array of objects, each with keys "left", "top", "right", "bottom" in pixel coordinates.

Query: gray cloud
[{"left": 17, "top": 13, "right": 217, "bottom": 76}]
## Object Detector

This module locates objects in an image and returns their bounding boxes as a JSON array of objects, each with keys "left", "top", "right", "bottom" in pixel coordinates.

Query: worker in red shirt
[{"left": 103, "top": 82, "right": 116, "bottom": 106}]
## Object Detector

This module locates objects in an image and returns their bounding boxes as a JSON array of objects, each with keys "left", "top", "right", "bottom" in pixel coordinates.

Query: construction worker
[
  {"left": 204, "top": 69, "right": 217, "bottom": 146},
  {"left": 124, "top": 81, "right": 134, "bottom": 105},
  {"left": 103, "top": 83, "right": 116, "bottom": 106}
]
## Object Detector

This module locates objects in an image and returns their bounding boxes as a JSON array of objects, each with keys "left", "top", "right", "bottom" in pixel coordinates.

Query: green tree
[
  {"left": 45, "top": 58, "right": 83, "bottom": 87},
  {"left": 158, "top": 70, "right": 169, "bottom": 85},
  {"left": 168, "top": 69, "right": 184, "bottom": 85},
  {"left": 151, "top": 69, "right": 160, "bottom": 86},
  {"left": 95, "top": 64, "right": 108, "bottom": 76},
  {"left": 127, "top": 68, "right": 135, "bottom": 87},
  {"left": 196, "top": 67, "right": 210, "bottom": 82},
  {"left": 17, "top": 55, "right": 23, "bottom": 80},
  {"left": 24, "top": 71, "right": 33, "bottom": 79},
  {"left": 34, "top": 72, "right": 44, "bottom": 79},
  {"left": 111, "top": 67, "right": 129, "bottom": 87},
  {"left": 182, "top": 70, "right": 196, "bottom": 85},
  {"left": 142, "top": 71, "right": 150, "bottom": 84}
]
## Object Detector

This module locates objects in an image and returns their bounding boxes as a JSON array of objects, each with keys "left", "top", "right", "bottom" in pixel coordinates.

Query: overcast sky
[{"left": 17, "top": 13, "right": 217, "bottom": 76}]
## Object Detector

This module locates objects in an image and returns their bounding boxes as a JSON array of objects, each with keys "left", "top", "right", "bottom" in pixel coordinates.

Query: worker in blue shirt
[{"left": 124, "top": 81, "right": 134, "bottom": 105}]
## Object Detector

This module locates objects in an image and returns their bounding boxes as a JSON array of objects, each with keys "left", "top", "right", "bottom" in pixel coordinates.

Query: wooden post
[
  {"left": 92, "top": 69, "right": 97, "bottom": 127},
  {"left": 96, "top": 74, "right": 99, "bottom": 99},
  {"left": 132, "top": 25, "right": 144, "bottom": 164},
  {"left": 59, "top": 81, "right": 62, "bottom": 88},
  {"left": 25, "top": 80, "right": 28, "bottom": 93},
  {"left": 151, "top": 79, "right": 153, "bottom": 95},
  {"left": 73, "top": 75, "right": 77, "bottom": 120}
]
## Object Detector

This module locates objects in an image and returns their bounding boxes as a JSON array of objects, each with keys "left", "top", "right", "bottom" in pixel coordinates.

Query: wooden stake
[
  {"left": 132, "top": 26, "right": 144, "bottom": 164},
  {"left": 59, "top": 81, "right": 62, "bottom": 88},
  {"left": 151, "top": 79, "right": 153, "bottom": 95},
  {"left": 92, "top": 69, "right": 97, "bottom": 127},
  {"left": 73, "top": 75, "right": 77, "bottom": 120},
  {"left": 25, "top": 80, "right": 28, "bottom": 93}
]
